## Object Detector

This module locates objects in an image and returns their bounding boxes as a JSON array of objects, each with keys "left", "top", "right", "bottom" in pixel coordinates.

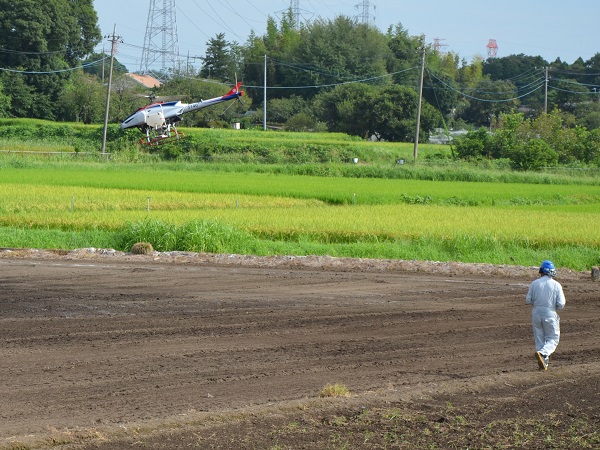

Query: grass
[
  {"left": 304, "top": 406, "right": 600, "bottom": 449},
  {"left": 261, "top": 394, "right": 600, "bottom": 449},
  {"left": 0, "top": 226, "right": 116, "bottom": 250},
  {"left": 5, "top": 395, "right": 597, "bottom": 449},
  {"left": 319, "top": 384, "right": 351, "bottom": 398},
  {"left": 1, "top": 154, "right": 599, "bottom": 271}
]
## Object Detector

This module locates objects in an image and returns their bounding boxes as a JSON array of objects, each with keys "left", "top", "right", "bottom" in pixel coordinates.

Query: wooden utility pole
[
  {"left": 413, "top": 37, "right": 426, "bottom": 162},
  {"left": 544, "top": 66, "right": 549, "bottom": 114},
  {"left": 101, "top": 25, "right": 122, "bottom": 156},
  {"left": 263, "top": 54, "right": 267, "bottom": 131}
]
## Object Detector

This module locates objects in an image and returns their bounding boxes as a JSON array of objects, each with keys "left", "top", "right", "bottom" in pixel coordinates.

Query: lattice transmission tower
[
  {"left": 140, "top": 0, "right": 179, "bottom": 75},
  {"left": 355, "top": 0, "right": 376, "bottom": 25},
  {"left": 290, "top": 0, "right": 300, "bottom": 27},
  {"left": 486, "top": 39, "right": 498, "bottom": 59},
  {"left": 279, "top": 0, "right": 312, "bottom": 30},
  {"left": 433, "top": 38, "right": 448, "bottom": 53}
]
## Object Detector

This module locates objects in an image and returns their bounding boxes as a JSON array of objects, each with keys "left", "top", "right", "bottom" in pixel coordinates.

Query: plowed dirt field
[{"left": 1, "top": 250, "right": 599, "bottom": 449}]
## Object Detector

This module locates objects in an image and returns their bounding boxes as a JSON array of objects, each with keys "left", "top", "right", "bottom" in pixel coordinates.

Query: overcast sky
[{"left": 93, "top": 0, "right": 600, "bottom": 73}]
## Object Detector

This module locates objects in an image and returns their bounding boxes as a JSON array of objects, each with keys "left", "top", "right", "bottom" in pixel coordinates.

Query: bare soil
[{"left": 1, "top": 249, "right": 599, "bottom": 449}]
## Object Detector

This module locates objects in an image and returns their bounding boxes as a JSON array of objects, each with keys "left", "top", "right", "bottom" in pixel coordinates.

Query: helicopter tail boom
[{"left": 182, "top": 82, "right": 243, "bottom": 114}]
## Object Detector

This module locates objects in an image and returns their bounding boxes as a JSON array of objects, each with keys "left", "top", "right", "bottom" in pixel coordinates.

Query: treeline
[{"left": 2, "top": 4, "right": 600, "bottom": 147}]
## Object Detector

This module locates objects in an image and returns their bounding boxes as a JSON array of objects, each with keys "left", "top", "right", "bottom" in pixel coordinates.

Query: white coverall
[{"left": 525, "top": 275, "right": 566, "bottom": 357}]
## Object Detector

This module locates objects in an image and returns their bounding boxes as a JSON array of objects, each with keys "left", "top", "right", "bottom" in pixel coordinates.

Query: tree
[
  {"left": 200, "top": 33, "right": 237, "bottom": 82},
  {"left": 56, "top": 70, "right": 104, "bottom": 123},
  {"left": 460, "top": 78, "right": 519, "bottom": 127},
  {"left": 483, "top": 54, "right": 548, "bottom": 115},
  {"left": 246, "top": 13, "right": 391, "bottom": 102},
  {"left": 0, "top": 77, "right": 11, "bottom": 116},
  {"left": 424, "top": 69, "right": 460, "bottom": 118},
  {"left": 313, "top": 83, "right": 377, "bottom": 137},
  {"left": 266, "top": 96, "right": 309, "bottom": 123},
  {"left": 82, "top": 52, "right": 128, "bottom": 81},
  {"left": 0, "top": 72, "right": 35, "bottom": 117},
  {"left": 314, "top": 82, "right": 440, "bottom": 141},
  {"left": 575, "top": 100, "right": 600, "bottom": 130},
  {"left": 457, "top": 111, "right": 599, "bottom": 169},
  {"left": 385, "top": 23, "right": 422, "bottom": 86},
  {"left": 457, "top": 56, "right": 484, "bottom": 89},
  {"left": 549, "top": 79, "right": 590, "bottom": 112},
  {"left": 0, "top": 0, "right": 101, "bottom": 118},
  {"left": 454, "top": 127, "right": 492, "bottom": 160},
  {"left": 370, "top": 84, "right": 441, "bottom": 142},
  {"left": 507, "top": 138, "right": 558, "bottom": 171},
  {"left": 291, "top": 16, "right": 391, "bottom": 94}
]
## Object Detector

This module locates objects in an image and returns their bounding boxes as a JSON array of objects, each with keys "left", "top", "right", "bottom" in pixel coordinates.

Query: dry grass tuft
[
  {"left": 130, "top": 242, "right": 154, "bottom": 255},
  {"left": 319, "top": 383, "right": 351, "bottom": 398}
]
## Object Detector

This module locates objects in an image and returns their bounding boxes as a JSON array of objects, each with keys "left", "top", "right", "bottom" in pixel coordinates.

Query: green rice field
[{"left": 1, "top": 160, "right": 599, "bottom": 271}]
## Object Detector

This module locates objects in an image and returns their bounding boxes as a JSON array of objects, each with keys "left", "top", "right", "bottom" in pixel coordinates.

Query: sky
[{"left": 93, "top": 0, "right": 600, "bottom": 74}]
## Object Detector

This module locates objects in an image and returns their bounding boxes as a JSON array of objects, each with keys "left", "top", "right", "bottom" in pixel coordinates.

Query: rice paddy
[{"left": 1, "top": 161, "right": 599, "bottom": 271}]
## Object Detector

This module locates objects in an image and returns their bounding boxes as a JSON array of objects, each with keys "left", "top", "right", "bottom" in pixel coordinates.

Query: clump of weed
[
  {"left": 130, "top": 241, "right": 154, "bottom": 255},
  {"left": 320, "top": 383, "right": 351, "bottom": 398}
]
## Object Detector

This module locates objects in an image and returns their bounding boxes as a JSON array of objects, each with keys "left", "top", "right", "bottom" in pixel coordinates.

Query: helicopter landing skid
[{"left": 139, "top": 131, "right": 186, "bottom": 146}]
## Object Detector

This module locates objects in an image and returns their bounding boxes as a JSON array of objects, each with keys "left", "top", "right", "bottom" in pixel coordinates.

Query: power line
[
  {"left": 244, "top": 66, "right": 418, "bottom": 90},
  {"left": 427, "top": 69, "right": 547, "bottom": 102},
  {"left": 0, "top": 47, "right": 74, "bottom": 56},
  {"left": 0, "top": 58, "right": 107, "bottom": 74}
]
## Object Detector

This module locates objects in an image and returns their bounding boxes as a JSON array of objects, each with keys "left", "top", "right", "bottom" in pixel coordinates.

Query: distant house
[
  {"left": 124, "top": 73, "right": 162, "bottom": 89},
  {"left": 428, "top": 128, "right": 469, "bottom": 144}
]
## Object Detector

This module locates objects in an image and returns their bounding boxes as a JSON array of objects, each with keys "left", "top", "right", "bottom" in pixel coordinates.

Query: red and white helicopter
[{"left": 121, "top": 82, "right": 244, "bottom": 145}]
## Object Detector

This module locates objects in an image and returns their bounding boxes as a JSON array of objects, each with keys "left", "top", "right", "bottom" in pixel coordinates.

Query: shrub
[
  {"left": 454, "top": 127, "right": 492, "bottom": 159},
  {"left": 509, "top": 139, "right": 558, "bottom": 171},
  {"left": 118, "top": 219, "right": 179, "bottom": 252}
]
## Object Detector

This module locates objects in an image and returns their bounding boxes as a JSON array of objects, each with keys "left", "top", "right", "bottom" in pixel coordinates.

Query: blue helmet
[{"left": 539, "top": 260, "right": 556, "bottom": 277}]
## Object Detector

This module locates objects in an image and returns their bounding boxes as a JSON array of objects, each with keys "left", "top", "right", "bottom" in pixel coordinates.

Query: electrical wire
[
  {"left": 548, "top": 84, "right": 599, "bottom": 95},
  {"left": 221, "top": 0, "right": 261, "bottom": 29},
  {"left": 462, "top": 82, "right": 546, "bottom": 102},
  {"left": 492, "top": 66, "right": 542, "bottom": 83},
  {"left": 271, "top": 59, "right": 367, "bottom": 81},
  {"left": 189, "top": 0, "right": 245, "bottom": 40},
  {"left": 245, "top": 0, "right": 271, "bottom": 17},
  {"left": 0, "top": 47, "right": 76, "bottom": 56},
  {"left": 244, "top": 66, "right": 418, "bottom": 90},
  {"left": 550, "top": 68, "right": 600, "bottom": 77},
  {"left": 0, "top": 57, "right": 107, "bottom": 74},
  {"left": 427, "top": 69, "right": 546, "bottom": 102},
  {"left": 174, "top": 4, "right": 212, "bottom": 41},
  {"left": 551, "top": 77, "right": 600, "bottom": 89},
  {"left": 3, "top": 41, "right": 595, "bottom": 106}
]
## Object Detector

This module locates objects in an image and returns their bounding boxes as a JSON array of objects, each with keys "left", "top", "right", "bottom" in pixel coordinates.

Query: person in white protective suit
[{"left": 525, "top": 260, "right": 566, "bottom": 371}]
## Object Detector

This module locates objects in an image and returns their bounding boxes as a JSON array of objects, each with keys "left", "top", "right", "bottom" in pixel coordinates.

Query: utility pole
[
  {"left": 544, "top": 66, "right": 549, "bottom": 114},
  {"left": 101, "top": 25, "right": 122, "bottom": 156},
  {"left": 263, "top": 55, "right": 267, "bottom": 131},
  {"left": 101, "top": 46, "right": 105, "bottom": 84},
  {"left": 413, "top": 37, "right": 426, "bottom": 162}
]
